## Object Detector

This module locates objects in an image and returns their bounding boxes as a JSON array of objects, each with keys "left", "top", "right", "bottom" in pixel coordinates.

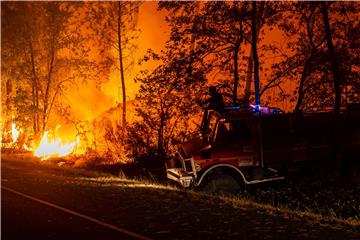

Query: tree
[
  {"left": 84, "top": 2, "right": 140, "bottom": 137},
  {"left": 1, "top": 2, "right": 93, "bottom": 140},
  {"left": 271, "top": 2, "right": 328, "bottom": 111},
  {"left": 159, "top": 1, "right": 251, "bottom": 104},
  {"left": 129, "top": 62, "right": 201, "bottom": 165}
]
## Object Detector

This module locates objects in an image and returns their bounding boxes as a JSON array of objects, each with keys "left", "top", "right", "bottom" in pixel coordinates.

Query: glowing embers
[{"left": 34, "top": 128, "right": 78, "bottom": 160}]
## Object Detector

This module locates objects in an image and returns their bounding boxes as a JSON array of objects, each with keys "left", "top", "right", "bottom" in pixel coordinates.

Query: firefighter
[
  {"left": 200, "top": 86, "right": 225, "bottom": 131},
  {"left": 201, "top": 86, "right": 225, "bottom": 112}
]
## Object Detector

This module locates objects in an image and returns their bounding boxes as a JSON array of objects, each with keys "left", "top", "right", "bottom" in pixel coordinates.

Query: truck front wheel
[{"left": 199, "top": 173, "right": 242, "bottom": 195}]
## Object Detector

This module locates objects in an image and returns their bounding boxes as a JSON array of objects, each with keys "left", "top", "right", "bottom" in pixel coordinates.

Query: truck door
[{"left": 212, "top": 119, "right": 257, "bottom": 167}]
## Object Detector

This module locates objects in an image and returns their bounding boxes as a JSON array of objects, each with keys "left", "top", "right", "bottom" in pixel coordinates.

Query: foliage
[
  {"left": 271, "top": 2, "right": 360, "bottom": 111},
  {"left": 127, "top": 53, "right": 204, "bottom": 166}
]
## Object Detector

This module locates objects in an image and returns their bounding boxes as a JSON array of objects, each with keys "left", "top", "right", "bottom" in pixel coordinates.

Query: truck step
[{"left": 244, "top": 167, "right": 285, "bottom": 184}]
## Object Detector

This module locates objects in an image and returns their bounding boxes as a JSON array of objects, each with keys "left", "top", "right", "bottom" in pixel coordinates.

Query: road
[
  {"left": 1, "top": 155, "right": 359, "bottom": 240},
  {"left": 2, "top": 187, "right": 144, "bottom": 240}
]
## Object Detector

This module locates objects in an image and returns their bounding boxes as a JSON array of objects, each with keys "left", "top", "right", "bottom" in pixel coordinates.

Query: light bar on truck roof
[
  {"left": 249, "top": 104, "right": 281, "bottom": 115},
  {"left": 223, "top": 104, "right": 281, "bottom": 115},
  {"left": 224, "top": 106, "right": 241, "bottom": 110}
]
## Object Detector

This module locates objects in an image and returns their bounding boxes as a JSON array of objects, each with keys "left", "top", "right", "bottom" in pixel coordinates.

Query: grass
[
  {"left": 65, "top": 172, "right": 360, "bottom": 229},
  {"left": 238, "top": 176, "right": 360, "bottom": 222},
  {"left": 222, "top": 196, "right": 360, "bottom": 230}
]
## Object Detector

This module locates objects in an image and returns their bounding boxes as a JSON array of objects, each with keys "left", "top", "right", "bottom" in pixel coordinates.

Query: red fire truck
[{"left": 166, "top": 104, "right": 360, "bottom": 193}]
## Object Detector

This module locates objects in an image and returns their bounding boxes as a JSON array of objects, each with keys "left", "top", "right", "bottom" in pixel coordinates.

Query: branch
[
  {"left": 260, "top": 61, "right": 303, "bottom": 96},
  {"left": 46, "top": 79, "right": 72, "bottom": 119}
]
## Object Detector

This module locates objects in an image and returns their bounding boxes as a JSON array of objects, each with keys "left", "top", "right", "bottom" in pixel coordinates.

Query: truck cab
[{"left": 166, "top": 106, "right": 284, "bottom": 193}]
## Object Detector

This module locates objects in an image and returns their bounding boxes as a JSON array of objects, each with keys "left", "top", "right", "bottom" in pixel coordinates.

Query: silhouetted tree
[
  {"left": 129, "top": 52, "right": 203, "bottom": 165},
  {"left": 160, "top": 1, "right": 252, "bottom": 104}
]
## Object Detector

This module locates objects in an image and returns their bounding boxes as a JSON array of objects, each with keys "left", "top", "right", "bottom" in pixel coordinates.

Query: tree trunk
[
  {"left": 294, "top": 68, "right": 307, "bottom": 112},
  {"left": 251, "top": 1, "right": 261, "bottom": 106},
  {"left": 29, "top": 41, "right": 39, "bottom": 135},
  {"left": 42, "top": 35, "right": 56, "bottom": 132},
  {"left": 244, "top": 50, "right": 253, "bottom": 104},
  {"left": 158, "top": 98, "right": 165, "bottom": 165},
  {"left": 233, "top": 41, "right": 240, "bottom": 105},
  {"left": 294, "top": 53, "right": 314, "bottom": 112},
  {"left": 321, "top": 2, "right": 341, "bottom": 118},
  {"left": 320, "top": 1, "right": 343, "bottom": 175},
  {"left": 118, "top": 2, "right": 126, "bottom": 137}
]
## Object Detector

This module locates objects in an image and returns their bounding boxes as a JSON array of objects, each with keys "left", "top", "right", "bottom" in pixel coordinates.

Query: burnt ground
[{"left": 1, "top": 154, "right": 360, "bottom": 240}]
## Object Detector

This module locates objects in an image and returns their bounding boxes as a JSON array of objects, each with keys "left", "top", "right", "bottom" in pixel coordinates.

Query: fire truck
[{"left": 166, "top": 104, "right": 360, "bottom": 193}]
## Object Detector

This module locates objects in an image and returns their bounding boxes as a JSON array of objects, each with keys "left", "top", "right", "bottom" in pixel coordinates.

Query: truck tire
[{"left": 199, "top": 173, "right": 242, "bottom": 195}]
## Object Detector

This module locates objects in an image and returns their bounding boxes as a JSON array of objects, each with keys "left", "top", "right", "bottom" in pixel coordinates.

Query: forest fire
[
  {"left": 2, "top": 118, "right": 86, "bottom": 160},
  {"left": 11, "top": 121, "right": 20, "bottom": 143},
  {"left": 33, "top": 129, "right": 81, "bottom": 160}
]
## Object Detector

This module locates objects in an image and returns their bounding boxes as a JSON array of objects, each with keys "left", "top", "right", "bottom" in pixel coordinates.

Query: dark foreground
[{"left": 1, "top": 154, "right": 359, "bottom": 240}]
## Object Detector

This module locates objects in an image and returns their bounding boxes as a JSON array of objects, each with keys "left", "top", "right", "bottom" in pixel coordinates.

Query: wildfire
[
  {"left": 34, "top": 130, "right": 78, "bottom": 160},
  {"left": 1, "top": 117, "right": 21, "bottom": 148},
  {"left": 11, "top": 119, "right": 20, "bottom": 143},
  {"left": 2, "top": 119, "right": 87, "bottom": 159},
  {"left": 23, "top": 143, "right": 33, "bottom": 151}
]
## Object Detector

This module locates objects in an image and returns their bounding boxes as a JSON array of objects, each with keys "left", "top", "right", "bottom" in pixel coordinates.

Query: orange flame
[
  {"left": 34, "top": 130, "right": 77, "bottom": 160},
  {"left": 11, "top": 118, "right": 20, "bottom": 143}
]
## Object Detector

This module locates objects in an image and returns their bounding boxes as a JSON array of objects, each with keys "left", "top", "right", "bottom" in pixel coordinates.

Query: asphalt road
[
  {"left": 1, "top": 156, "right": 151, "bottom": 240},
  {"left": 1, "top": 155, "right": 360, "bottom": 240},
  {"left": 2, "top": 188, "right": 142, "bottom": 240}
]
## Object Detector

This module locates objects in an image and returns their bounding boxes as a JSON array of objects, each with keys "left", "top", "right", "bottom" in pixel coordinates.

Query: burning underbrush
[
  {"left": 2, "top": 121, "right": 86, "bottom": 158},
  {"left": 1, "top": 115, "right": 164, "bottom": 181},
  {"left": 1, "top": 119, "right": 104, "bottom": 160}
]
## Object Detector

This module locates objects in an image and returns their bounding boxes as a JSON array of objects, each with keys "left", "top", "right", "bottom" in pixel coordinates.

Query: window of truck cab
[
  {"left": 204, "top": 112, "right": 220, "bottom": 143},
  {"left": 216, "top": 119, "right": 252, "bottom": 145}
]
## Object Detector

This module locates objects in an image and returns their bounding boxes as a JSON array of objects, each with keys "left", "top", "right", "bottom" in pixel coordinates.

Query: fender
[{"left": 195, "top": 163, "right": 247, "bottom": 186}]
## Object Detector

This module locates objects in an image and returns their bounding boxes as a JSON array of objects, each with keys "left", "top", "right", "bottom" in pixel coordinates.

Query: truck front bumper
[{"left": 166, "top": 168, "right": 194, "bottom": 188}]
